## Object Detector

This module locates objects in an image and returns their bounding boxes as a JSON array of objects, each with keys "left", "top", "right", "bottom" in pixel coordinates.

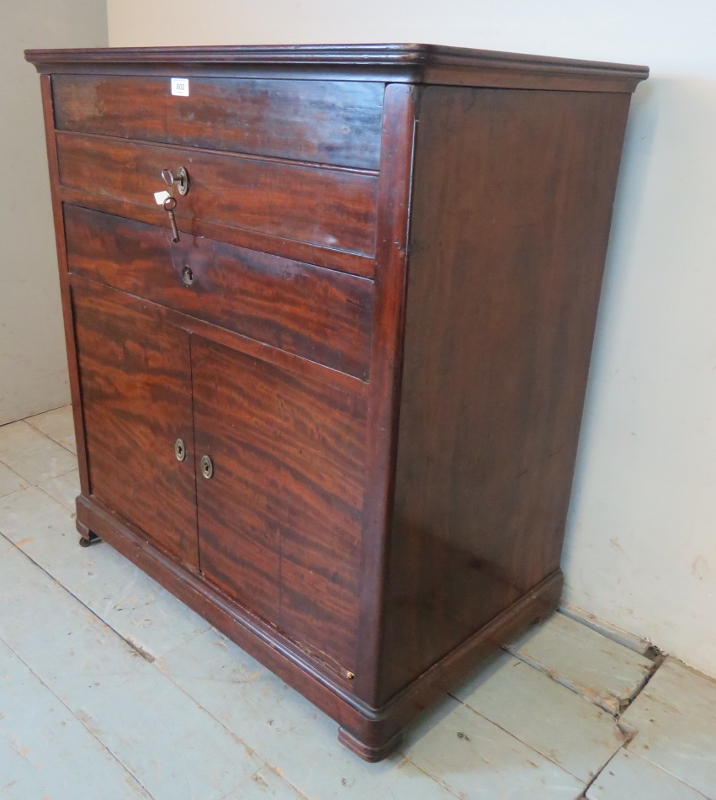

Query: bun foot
[{"left": 337, "top": 727, "right": 403, "bottom": 762}]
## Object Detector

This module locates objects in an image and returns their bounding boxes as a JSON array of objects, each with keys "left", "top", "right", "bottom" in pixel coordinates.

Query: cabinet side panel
[{"left": 380, "top": 86, "right": 632, "bottom": 701}]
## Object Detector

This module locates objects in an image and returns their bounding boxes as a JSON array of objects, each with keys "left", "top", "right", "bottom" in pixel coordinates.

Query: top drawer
[{"left": 52, "top": 75, "right": 384, "bottom": 170}]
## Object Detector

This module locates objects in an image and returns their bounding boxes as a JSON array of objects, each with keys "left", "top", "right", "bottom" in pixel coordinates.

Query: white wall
[
  {"left": 0, "top": 1, "right": 107, "bottom": 425},
  {"left": 107, "top": 1, "right": 716, "bottom": 677}
]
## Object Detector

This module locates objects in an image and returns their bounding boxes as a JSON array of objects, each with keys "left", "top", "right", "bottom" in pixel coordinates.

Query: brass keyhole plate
[
  {"left": 175, "top": 438, "right": 186, "bottom": 462},
  {"left": 176, "top": 166, "right": 190, "bottom": 196},
  {"left": 201, "top": 454, "right": 213, "bottom": 479}
]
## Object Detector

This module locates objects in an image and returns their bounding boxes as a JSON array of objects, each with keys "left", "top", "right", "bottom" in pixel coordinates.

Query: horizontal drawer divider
[
  {"left": 54, "top": 127, "right": 381, "bottom": 176},
  {"left": 59, "top": 188, "right": 376, "bottom": 279},
  {"left": 69, "top": 274, "right": 370, "bottom": 397}
]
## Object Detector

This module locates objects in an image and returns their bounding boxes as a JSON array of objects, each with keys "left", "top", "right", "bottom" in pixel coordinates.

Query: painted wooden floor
[{"left": 1, "top": 406, "right": 714, "bottom": 800}]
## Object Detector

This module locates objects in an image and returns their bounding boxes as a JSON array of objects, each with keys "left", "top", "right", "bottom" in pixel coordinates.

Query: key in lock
[{"left": 156, "top": 167, "right": 189, "bottom": 243}]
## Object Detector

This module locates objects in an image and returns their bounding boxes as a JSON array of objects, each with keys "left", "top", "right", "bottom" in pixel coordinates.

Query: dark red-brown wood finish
[
  {"left": 26, "top": 43, "right": 648, "bottom": 762},
  {"left": 380, "top": 86, "right": 633, "bottom": 703},
  {"left": 27, "top": 43, "right": 647, "bottom": 91},
  {"left": 192, "top": 337, "right": 367, "bottom": 677},
  {"left": 64, "top": 205, "right": 374, "bottom": 379},
  {"left": 53, "top": 74, "right": 384, "bottom": 169},
  {"left": 72, "top": 281, "right": 199, "bottom": 566},
  {"left": 56, "top": 132, "right": 379, "bottom": 256}
]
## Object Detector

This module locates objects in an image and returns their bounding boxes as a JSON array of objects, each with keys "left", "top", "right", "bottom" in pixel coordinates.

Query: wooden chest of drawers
[{"left": 26, "top": 44, "right": 647, "bottom": 761}]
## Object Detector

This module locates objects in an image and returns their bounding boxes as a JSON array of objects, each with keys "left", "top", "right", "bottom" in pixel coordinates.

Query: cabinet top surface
[{"left": 25, "top": 43, "right": 648, "bottom": 90}]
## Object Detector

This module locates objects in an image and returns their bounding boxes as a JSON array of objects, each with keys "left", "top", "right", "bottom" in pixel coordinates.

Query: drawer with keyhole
[
  {"left": 55, "top": 131, "right": 379, "bottom": 257},
  {"left": 64, "top": 204, "right": 374, "bottom": 380}
]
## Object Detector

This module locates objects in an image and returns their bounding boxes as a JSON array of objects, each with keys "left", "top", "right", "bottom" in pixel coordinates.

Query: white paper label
[
  {"left": 170, "top": 77, "right": 189, "bottom": 96},
  {"left": 154, "top": 190, "right": 170, "bottom": 205}
]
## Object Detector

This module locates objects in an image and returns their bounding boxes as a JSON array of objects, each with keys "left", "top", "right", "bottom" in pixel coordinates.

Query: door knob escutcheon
[
  {"left": 175, "top": 438, "right": 186, "bottom": 462},
  {"left": 201, "top": 454, "right": 213, "bottom": 479}
]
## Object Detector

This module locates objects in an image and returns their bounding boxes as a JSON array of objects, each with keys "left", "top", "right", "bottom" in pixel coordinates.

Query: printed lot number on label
[{"left": 171, "top": 78, "right": 189, "bottom": 96}]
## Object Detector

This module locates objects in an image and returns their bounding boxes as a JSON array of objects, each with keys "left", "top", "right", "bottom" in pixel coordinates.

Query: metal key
[
  {"left": 163, "top": 195, "right": 180, "bottom": 243},
  {"left": 159, "top": 169, "right": 181, "bottom": 243}
]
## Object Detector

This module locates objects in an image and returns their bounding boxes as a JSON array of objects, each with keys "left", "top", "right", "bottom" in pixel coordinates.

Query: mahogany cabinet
[{"left": 26, "top": 44, "right": 648, "bottom": 761}]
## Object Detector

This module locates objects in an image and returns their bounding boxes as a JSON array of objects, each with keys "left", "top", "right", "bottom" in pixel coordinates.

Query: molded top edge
[{"left": 25, "top": 43, "right": 649, "bottom": 83}]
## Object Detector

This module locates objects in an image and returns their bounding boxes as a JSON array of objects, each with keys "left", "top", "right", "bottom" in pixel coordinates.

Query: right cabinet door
[{"left": 191, "top": 337, "right": 367, "bottom": 677}]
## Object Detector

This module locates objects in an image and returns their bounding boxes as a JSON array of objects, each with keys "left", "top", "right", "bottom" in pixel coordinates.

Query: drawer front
[
  {"left": 53, "top": 75, "right": 384, "bottom": 170},
  {"left": 65, "top": 205, "right": 374, "bottom": 380},
  {"left": 57, "top": 132, "right": 379, "bottom": 256}
]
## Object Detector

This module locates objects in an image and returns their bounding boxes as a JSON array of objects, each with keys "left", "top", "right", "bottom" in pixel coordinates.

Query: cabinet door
[
  {"left": 191, "top": 337, "right": 366, "bottom": 675},
  {"left": 72, "top": 282, "right": 198, "bottom": 567}
]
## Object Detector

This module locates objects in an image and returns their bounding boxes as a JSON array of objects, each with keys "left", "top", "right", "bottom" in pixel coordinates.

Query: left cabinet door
[{"left": 72, "top": 281, "right": 199, "bottom": 568}]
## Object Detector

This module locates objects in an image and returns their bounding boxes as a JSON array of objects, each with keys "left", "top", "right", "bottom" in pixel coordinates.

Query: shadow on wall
[{"left": 563, "top": 75, "right": 716, "bottom": 678}]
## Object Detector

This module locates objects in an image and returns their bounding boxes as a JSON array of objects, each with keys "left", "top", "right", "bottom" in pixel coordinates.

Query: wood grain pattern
[
  {"left": 53, "top": 75, "right": 384, "bottom": 170},
  {"left": 378, "top": 86, "right": 632, "bottom": 703},
  {"left": 69, "top": 273, "right": 369, "bottom": 398},
  {"left": 56, "top": 132, "right": 379, "bottom": 256},
  {"left": 28, "top": 43, "right": 646, "bottom": 761},
  {"left": 59, "top": 187, "right": 375, "bottom": 279},
  {"left": 192, "top": 338, "right": 367, "bottom": 674},
  {"left": 72, "top": 281, "right": 198, "bottom": 567},
  {"left": 65, "top": 205, "right": 374, "bottom": 380},
  {"left": 75, "top": 491, "right": 563, "bottom": 761},
  {"left": 76, "top": 491, "right": 366, "bottom": 701},
  {"left": 354, "top": 83, "right": 417, "bottom": 705}
]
